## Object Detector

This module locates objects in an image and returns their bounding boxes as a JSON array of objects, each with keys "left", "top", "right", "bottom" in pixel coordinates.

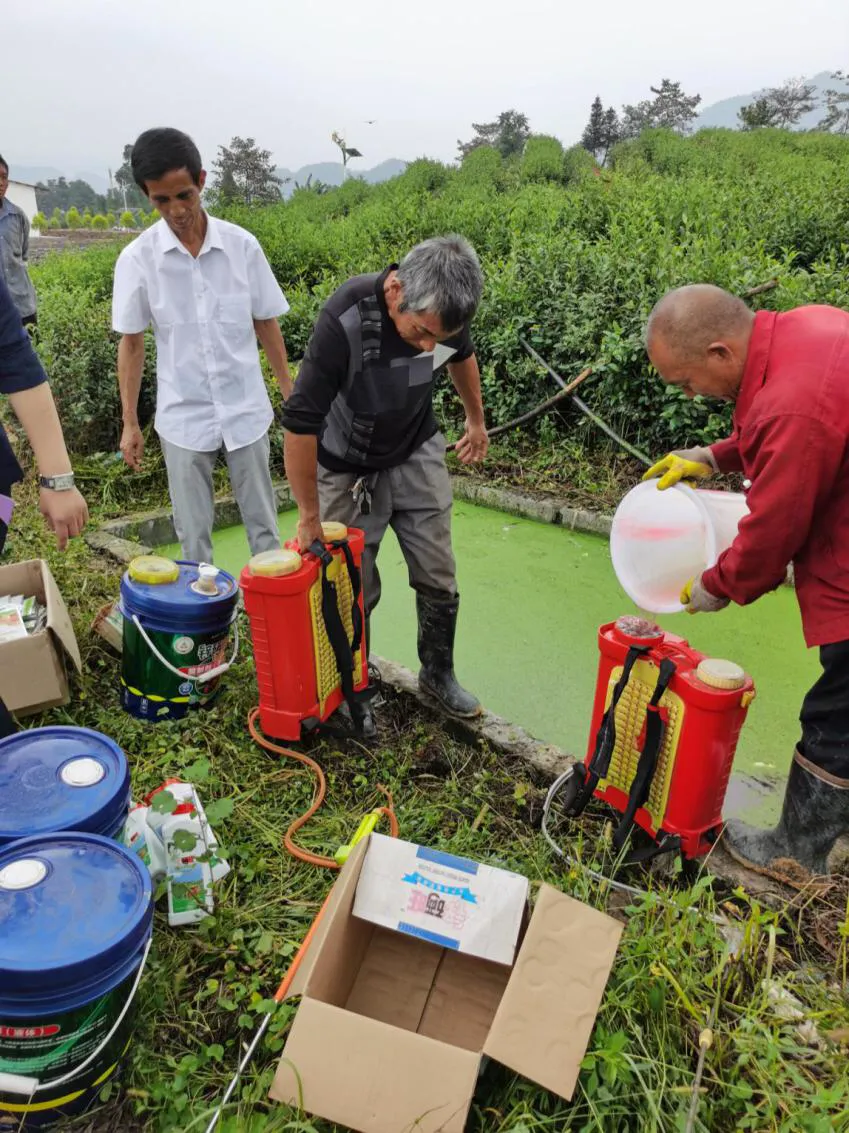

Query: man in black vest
[{"left": 282, "top": 235, "right": 487, "bottom": 721}]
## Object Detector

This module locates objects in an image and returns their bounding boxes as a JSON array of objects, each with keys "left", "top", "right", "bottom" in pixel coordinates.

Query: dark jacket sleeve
[
  {"left": 0, "top": 273, "right": 48, "bottom": 394},
  {"left": 702, "top": 412, "right": 844, "bottom": 604},
  {"left": 281, "top": 309, "right": 350, "bottom": 435}
]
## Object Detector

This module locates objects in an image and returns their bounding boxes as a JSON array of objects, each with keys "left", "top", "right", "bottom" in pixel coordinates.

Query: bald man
[{"left": 643, "top": 284, "right": 849, "bottom": 879}]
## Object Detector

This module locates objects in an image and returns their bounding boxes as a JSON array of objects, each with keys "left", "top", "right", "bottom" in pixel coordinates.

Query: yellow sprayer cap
[
  {"left": 696, "top": 658, "right": 746, "bottom": 691},
  {"left": 128, "top": 555, "right": 180, "bottom": 585},
  {"left": 249, "top": 548, "right": 303, "bottom": 577},
  {"left": 321, "top": 521, "right": 348, "bottom": 542}
]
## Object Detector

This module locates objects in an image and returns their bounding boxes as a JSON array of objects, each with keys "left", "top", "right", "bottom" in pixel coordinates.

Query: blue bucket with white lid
[
  {"left": 0, "top": 726, "right": 130, "bottom": 847},
  {"left": 0, "top": 832, "right": 153, "bottom": 1127},
  {"left": 119, "top": 556, "right": 240, "bottom": 722}
]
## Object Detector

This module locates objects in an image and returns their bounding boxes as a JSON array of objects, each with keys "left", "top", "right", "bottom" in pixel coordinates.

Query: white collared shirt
[{"left": 112, "top": 215, "right": 289, "bottom": 452}]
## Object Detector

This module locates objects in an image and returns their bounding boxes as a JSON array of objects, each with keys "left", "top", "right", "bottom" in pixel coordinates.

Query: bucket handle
[
  {"left": 0, "top": 935, "right": 153, "bottom": 1098},
  {"left": 131, "top": 613, "right": 240, "bottom": 685}
]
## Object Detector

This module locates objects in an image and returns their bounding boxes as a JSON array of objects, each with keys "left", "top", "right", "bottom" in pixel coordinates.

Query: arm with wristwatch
[
  {"left": 7, "top": 380, "right": 89, "bottom": 551},
  {"left": 0, "top": 276, "right": 88, "bottom": 551}
]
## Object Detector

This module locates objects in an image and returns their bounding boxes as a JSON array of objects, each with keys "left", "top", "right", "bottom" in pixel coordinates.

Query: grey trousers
[
  {"left": 317, "top": 431, "right": 457, "bottom": 617},
  {"left": 160, "top": 432, "right": 279, "bottom": 564}
]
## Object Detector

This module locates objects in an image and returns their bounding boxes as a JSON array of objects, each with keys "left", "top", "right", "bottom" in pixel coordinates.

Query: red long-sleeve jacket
[{"left": 702, "top": 307, "right": 849, "bottom": 648}]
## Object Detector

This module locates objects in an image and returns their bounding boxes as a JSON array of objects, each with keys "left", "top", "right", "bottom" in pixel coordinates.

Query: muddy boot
[
  {"left": 333, "top": 696, "right": 377, "bottom": 741},
  {"left": 416, "top": 594, "right": 481, "bottom": 718},
  {"left": 723, "top": 750, "right": 849, "bottom": 877}
]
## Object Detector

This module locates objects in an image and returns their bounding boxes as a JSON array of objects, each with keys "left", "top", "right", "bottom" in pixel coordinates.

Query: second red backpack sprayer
[{"left": 547, "top": 615, "right": 755, "bottom": 870}]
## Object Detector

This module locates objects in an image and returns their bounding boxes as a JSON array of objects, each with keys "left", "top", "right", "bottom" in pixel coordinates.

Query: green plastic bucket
[{"left": 119, "top": 558, "right": 239, "bottom": 722}]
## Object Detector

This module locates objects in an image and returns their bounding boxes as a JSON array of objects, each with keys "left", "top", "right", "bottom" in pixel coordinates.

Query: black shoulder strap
[
  {"left": 359, "top": 295, "right": 383, "bottom": 366},
  {"left": 612, "top": 658, "right": 677, "bottom": 852},
  {"left": 330, "top": 538, "right": 363, "bottom": 655},
  {"left": 565, "top": 644, "right": 648, "bottom": 817}
]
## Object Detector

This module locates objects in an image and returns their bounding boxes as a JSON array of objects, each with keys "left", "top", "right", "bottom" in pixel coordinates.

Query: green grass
[{"left": 3, "top": 473, "right": 849, "bottom": 1133}]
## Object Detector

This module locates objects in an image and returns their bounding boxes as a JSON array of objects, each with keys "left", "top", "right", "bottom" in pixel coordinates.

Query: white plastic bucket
[{"left": 610, "top": 483, "right": 749, "bottom": 614}]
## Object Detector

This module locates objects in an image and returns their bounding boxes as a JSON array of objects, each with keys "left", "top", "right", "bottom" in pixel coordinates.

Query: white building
[{"left": 5, "top": 180, "right": 39, "bottom": 226}]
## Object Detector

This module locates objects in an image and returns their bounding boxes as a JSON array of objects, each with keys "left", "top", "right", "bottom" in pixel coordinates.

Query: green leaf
[
  {"left": 171, "top": 829, "right": 199, "bottom": 853},
  {"left": 204, "top": 797, "right": 235, "bottom": 824},
  {"left": 149, "top": 789, "right": 179, "bottom": 815}
]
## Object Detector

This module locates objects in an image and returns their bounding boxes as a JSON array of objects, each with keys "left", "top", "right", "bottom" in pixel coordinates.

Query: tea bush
[{"left": 30, "top": 128, "right": 849, "bottom": 458}]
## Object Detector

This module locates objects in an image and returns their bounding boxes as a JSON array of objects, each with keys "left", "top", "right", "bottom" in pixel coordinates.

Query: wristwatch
[{"left": 39, "top": 473, "right": 76, "bottom": 492}]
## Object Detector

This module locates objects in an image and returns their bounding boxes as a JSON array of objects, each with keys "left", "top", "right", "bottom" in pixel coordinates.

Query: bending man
[
  {"left": 283, "top": 236, "right": 487, "bottom": 722},
  {"left": 643, "top": 283, "right": 849, "bottom": 878}
]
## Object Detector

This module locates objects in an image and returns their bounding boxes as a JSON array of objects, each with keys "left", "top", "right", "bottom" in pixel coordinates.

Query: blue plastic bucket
[
  {"left": 119, "top": 559, "right": 239, "bottom": 722},
  {"left": 0, "top": 833, "right": 153, "bottom": 1127},
  {"left": 0, "top": 727, "right": 130, "bottom": 848}
]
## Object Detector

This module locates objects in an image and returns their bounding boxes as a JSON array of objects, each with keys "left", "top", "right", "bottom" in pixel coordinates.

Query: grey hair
[{"left": 396, "top": 235, "right": 483, "bottom": 330}]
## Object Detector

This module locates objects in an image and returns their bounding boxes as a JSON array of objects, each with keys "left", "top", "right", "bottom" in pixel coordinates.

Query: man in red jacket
[{"left": 643, "top": 283, "right": 849, "bottom": 878}]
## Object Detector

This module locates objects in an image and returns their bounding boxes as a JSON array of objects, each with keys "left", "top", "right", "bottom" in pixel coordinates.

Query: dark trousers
[{"left": 799, "top": 640, "right": 849, "bottom": 778}]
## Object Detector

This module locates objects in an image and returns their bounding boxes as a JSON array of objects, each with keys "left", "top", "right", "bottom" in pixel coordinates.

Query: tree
[
  {"left": 740, "top": 77, "right": 818, "bottom": 130},
  {"left": 211, "top": 137, "right": 281, "bottom": 206},
  {"left": 120, "top": 210, "right": 136, "bottom": 229},
  {"left": 35, "top": 177, "right": 104, "bottom": 215},
  {"left": 330, "top": 131, "right": 364, "bottom": 180},
  {"left": 620, "top": 79, "right": 701, "bottom": 138},
  {"left": 65, "top": 207, "right": 81, "bottom": 229},
  {"left": 105, "top": 211, "right": 116, "bottom": 228},
  {"left": 819, "top": 71, "right": 849, "bottom": 134},
  {"left": 738, "top": 96, "right": 781, "bottom": 130},
  {"left": 32, "top": 212, "right": 49, "bottom": 232},
  {"left": 581, "top": 97, "right": 621, "bottom": 164},
  {"left": 92, "top": 214, "right": 108, "bottom": 230},
  {"left": 457, "top": 109, "right": 530, "bottom": 160}
]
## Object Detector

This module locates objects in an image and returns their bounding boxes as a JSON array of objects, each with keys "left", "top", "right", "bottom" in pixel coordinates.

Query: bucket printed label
[
  {"left": 121, "top": 623, "right": 230, "bottom": 721},
  {"left": 0, "top": 969, "right": 138, "bottom": 1121}
]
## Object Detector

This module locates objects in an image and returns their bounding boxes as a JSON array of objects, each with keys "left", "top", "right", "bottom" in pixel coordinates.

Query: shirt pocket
[{"left": 216, "top": 294, "right": 253, "bottom": 339}]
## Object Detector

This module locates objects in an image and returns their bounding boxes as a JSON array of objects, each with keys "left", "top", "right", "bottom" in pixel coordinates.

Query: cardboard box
[
  {"left": 92, "top": 599, "right": 124, "bottom": 653},
  {"left": 352, "top": 835, "right": 528, "bottom": 965},
  {"left": 0, "top": 560, "right": 82, "bottom": 716},
  {"left": 270, "top": 836, "right": 623, "bottom": 1133}
]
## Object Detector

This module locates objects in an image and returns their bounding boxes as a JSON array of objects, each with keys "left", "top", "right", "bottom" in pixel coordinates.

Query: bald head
[{"left": 645, "top": 285, "right": 755, "bottom": 402}]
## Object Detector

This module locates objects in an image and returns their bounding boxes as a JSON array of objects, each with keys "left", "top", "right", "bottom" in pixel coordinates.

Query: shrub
[
  {"left": 92, "top": 215, "right": 108, "bottom": 230},
  {"left": 520, "top": 135, "right": 565, "bottom": 183},
  {"left": 120, "top": 210, "right": 136, "bottom": 228},
  {"left": 65, "top": 207, "right": 81, "bottom": 229},
  {"left": 32, "top": 129, "right": 849, "bottom": 458},
  {"left": 32, "top": 212, "right": 49, "bottom": 232}
]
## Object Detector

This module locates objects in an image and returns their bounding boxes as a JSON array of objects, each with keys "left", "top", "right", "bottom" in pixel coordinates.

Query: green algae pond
[{"left": 160, "top": 499, "right": 819, "bottom": 820}]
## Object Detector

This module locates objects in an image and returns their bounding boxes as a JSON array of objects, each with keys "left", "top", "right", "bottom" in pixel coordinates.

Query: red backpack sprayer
[{"left": 544, "top": 615, "right": 755, "bottom": 884}]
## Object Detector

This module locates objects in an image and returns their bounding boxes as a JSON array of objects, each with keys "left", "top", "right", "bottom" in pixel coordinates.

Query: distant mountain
[
  {"left": 696, "top": 71, "right": 848, "bottom": 131},
  {"left": 275, "top": 158, "right": 406, "bottom": 199},
  {"left": 11, "top": 165, "right": 110, "bottom": 193}
]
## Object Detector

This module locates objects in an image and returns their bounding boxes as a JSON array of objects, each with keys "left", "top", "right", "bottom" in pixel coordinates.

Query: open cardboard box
[
  {"left": 270, "top": 835, "right": 622, "bottom": 1133},
  {"left": 0, "top": 559, "right": 81, "bottom": 716}
]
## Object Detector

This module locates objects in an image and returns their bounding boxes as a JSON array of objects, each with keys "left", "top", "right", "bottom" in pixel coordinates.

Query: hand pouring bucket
[{"left": 610, "top": 483, "right": 749, "bottom": 614}]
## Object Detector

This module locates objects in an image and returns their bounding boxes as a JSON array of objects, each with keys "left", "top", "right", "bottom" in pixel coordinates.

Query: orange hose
[{"left": 247, "top": 706, "right": 399, "bottom": 871}]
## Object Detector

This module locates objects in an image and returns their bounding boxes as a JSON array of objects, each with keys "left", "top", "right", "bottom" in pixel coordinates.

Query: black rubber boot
[
  {"left": 723, "top": 750, "right": 849, "bottom": 877},
  {"left": 416, "top": 593, "right": 481, "bottom": 718}
]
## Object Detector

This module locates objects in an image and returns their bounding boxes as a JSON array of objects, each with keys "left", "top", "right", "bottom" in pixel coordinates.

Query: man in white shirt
[{"left": 112, "top": 127, "right": 291, "bottom": 564}]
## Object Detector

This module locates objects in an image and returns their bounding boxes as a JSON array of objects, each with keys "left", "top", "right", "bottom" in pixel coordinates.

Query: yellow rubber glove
[
  {"left": 680, "top": 575, "right": 730, "bottom": 614},
  {"left": 642, "top": 448, "right": 715, "bottom": 491}
]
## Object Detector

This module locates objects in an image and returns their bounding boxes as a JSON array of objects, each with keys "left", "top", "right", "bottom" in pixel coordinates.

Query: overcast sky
[{"left": 5, "top": 0, "right": 847, "bottom": 178}]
